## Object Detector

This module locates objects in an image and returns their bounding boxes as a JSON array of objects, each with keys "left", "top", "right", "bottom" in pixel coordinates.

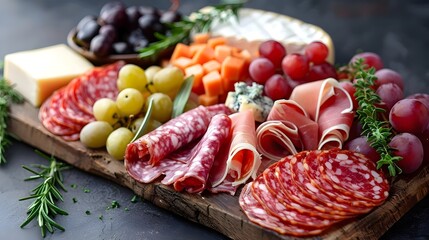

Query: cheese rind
[{"left": 4, "top": 44, "right": 93, "bottom": 107}]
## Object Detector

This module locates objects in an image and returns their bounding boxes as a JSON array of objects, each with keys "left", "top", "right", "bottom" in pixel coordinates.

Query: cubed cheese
[
  {"left": 4, "top": 44, "right": 93, "bottom": 107},
  {"left": 224, "top": 82, "right": 274, "bottom": 122}
]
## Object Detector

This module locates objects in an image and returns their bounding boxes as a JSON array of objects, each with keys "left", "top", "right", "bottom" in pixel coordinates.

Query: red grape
[
  {"left": 306, "top": 61, "right": 337, "bottom": 82},
  {"left": 304, "top": 41, "right": 329, "bottom": 64},
  {"left": 389, "top": 99, "right": 429, "bottom": 134},
  {"left": 374, "top": 68, "right": 404, "bottom": 90},
  {"left": 350, "top": 52, "right": 384, "bottom": 70},
  {"left": 376, "top": 83, "right": 403, "bottom": 111},
  {"left": 389, "top": 133, "right": 424, "bottom": 174},
  {"left": 259, "top": 40, "right": 286, "bottom": 69},
  {"left": 282, "top": 53, "right": 309, "bottom": 80},
  {"left": 264, "top": 74, "right": 292, "bottom": 101},
  {"left": 344, "top": 136, "right": 380, "bottom": 163},
  {"left": 339, "top": 81, "right": 358, "bottom": 110},
  {"left": 348, "top": 119, "right": 363, "bottom": 140},
  {"left": 248, "top": 57, "right": 276, "bottom": 84},
  {"left": 406, "top": 93, "right": 429, "bottom": 110}
]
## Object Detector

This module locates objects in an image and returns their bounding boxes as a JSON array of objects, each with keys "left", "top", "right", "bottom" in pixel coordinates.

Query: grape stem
[{"left": 352, "top": 59, "right": 402, "bottom": 177}]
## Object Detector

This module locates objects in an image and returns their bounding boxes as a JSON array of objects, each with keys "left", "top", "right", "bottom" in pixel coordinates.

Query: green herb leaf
[
  {"left": 131, "top": 195, "right": 139, "bottom": 203},
  {"left": 172, "top": 76, "right": 194, "bottom": 118},
  {"left": 131, "top": 98, "right": 154, "bottom": 142},
  {"left": 352, "top": 59, "right": 402, "bottom": 176},
  {"left": 20, "top": 152, "right": 69, "bottom": 237},
  {"left": 138, "top": 2, "right": 244, "bottom": 58}
]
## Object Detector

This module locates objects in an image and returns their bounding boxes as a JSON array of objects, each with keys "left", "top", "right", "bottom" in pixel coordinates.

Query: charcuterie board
[{"left": 8, "top": 101, "right": 429, "bottom": 240}]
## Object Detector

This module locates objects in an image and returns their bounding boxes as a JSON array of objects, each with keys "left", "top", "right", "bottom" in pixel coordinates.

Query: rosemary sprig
[
  {"left": 139, "top": 1, "right": 244, "bottom": 58},
  {"left": 353, "top": 59, "right": 402, "bottom": 176},
  {"left": 20, "top": 150, "right": 70, "bottom": 238},
  {"left": 0, "top": 74, "right": 24, "bottom": 165}
]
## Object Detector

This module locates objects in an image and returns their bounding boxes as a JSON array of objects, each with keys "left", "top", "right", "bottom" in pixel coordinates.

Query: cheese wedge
[
  {"left": 196, "top": 8, "right": 335, "bottom": 63},
  {"left": 4, "top": 44, "right": 93, "bottom": 107}
]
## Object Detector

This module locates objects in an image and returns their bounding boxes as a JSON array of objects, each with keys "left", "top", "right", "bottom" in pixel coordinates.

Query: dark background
[{"left": 1, "top": 0, "right": 428, "bottom": 239}]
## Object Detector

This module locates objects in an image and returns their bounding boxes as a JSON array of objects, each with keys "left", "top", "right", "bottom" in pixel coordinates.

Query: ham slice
[
  {"left": 256, "top": 78, "right": 354, "bottom": 161},
  {"left": 209, "top": 110, "right": 261, "bottom": 193}
]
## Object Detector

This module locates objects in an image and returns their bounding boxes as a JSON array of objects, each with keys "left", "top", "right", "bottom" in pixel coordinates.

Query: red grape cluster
[
  {"left": 344, "top": 52, "right": 429, "bottom": 174},
  {"left": 248, "top": 40, "right": 337, "bottom": 101},
  {"left": 73, "top": 2, "right": 181, "bottom": 57}
]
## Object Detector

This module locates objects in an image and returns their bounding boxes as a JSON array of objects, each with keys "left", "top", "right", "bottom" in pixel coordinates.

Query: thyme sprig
[
  {"left": 353, "top": 59, "right": 402, "bottom": 176},
  {"left": 139, "top": 1, "right": 244, "bottom": 58},
  {"left": 0, "top": 74, "right": 24, "bottom": 165},
  {"left": 20, "top": 150, "right": 70, "bottom": 238}
]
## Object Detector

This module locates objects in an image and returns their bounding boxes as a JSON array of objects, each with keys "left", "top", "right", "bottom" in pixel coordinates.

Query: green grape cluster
[{"left": 80, "top": 64, "right": 198, "bottom": 160}]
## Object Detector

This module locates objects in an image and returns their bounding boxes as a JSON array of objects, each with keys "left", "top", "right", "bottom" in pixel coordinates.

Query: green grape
[
  {"left": 145, "top": 65, "right": 162, "bottom": 83},
  {"left": 93, "top": 98, "right": 120, "bottom": 125},
  {"left": 152, "top": 66, "right": 184, "bottom": 94},
  {"left": 106, "top": 127, "right": 134, "bottom": 160},
  {"left": 130, "top": 118, "right": 162, "bottom": 135},
  {"left": 116, "top": 88, "right": 145, "bottom": 117},
  {"left": 117, "top": 64, "right": 148, "bottom": 92},
  {"left": 80, "top": 121, "right": 113, "bottom": 148},
  {"left": 144, "top": 93, "right": 173, "bottom": 123}
]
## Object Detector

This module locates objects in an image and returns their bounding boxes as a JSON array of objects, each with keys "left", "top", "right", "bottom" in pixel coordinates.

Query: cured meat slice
[
  {"left": 290, "top": 150, "right": 373, "bottom": 213},
  {"left": 263, "top": 160, "right": 346, "bottom": 220},
  {"left": 275, "top": 152, "right": 356, "bottom": 216},
  {"left": 256, "top": 78, "right": 354, "bottom": 161},
  {"left": 251, "top": 166, "right": 338, "bottom": 228},
  {"left": 125, "top": 106, "right": 212, "bottom": 170},
  {"left": 303, "top": 150, "right": 379, "bottom": 208},
  {"left": 209, "top": 110, "right": 261, "bottom": 188},
  {"left": 40, "top": 62, "right": 124, "bottom": 141},
  {"left": 239, "top": 184, "right": 324, "bottom": 237},
  {"left": 318, "top": 149, "right": 390, "bottom": 203},
  {"left": 174, "top": 114, "right": 231, "bottom": 193}
]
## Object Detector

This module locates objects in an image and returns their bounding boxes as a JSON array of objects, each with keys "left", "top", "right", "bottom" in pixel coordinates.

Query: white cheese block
[
  {"left": 198, "top": 8, "right": 335, "bottom": 63},
  {"left": 4, "top": 44, "right": 94, "bottom": 107}
]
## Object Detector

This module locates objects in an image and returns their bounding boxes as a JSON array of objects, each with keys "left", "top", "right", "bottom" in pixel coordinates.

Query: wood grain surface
[{"left": 8, "top": 101, "right": 429, "bottom": 240}]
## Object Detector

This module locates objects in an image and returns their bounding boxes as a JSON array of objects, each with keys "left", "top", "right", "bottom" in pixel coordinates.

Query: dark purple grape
[
  {"left": 344, "top": 136, "right": 380, "bottom": 163},
  {"left": 99, "top": 25, "right": 117, "bottom": 42},
  {"left": 375, "top": 68, "right": 404, "bottom": 90},
  {"left": 76, "top": 15, "right": 97, "bottom": 31},
  {"left": 139, "top": 6, "right": 160, "bottom": 17},
  {"left": 100, "top": 2, "right": 125, "bottom": 16},
  {"left": 126, "top": 6, "right": 142, "bottom": 29},
  {"left": 90, "top": 35, "right": 112, "bottom": 57},
  {"left": 306, "top": 61, "right": 337, "bottom": 82},
  {"left": 406, "top": 93, "right": 429, "bottom": 110},
  {"left": 112, "top": 42, "right": 131, "bottom": 54},
  {"left": 100, "top": 5, "right": 128, "bottom": 29},
  {"left": 126, "top": 28, "right": 145, "bottom": 45},
  {"left": 76, "top": 20, "right": 100, "bottom": 42},
  {"left": 160, "top": 11, "right": 182, "bottom": 24},
  {"left": 350, "top": 52, "right": 384, "bottom": 70},
  {"left": 138, "top": 14, "right": 165, "bottom": 40}
]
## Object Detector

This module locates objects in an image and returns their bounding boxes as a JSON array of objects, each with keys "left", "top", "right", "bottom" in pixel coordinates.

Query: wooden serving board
[{"left": 8, "top": 101, "right": 429, "bottom": 240}]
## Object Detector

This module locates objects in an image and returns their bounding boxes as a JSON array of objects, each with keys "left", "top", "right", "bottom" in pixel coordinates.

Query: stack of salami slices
[
  {"left": 39, "top": 61, "right": 124, "bottom": 141},
  {"left": 239, "top": 148, "right": 390, "bottom": 237}
]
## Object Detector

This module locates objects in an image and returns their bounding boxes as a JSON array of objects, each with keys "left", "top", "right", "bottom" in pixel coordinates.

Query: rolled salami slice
[
  {"left": 125, "top": 106, "right": 212, "bottom": 170},
  {"left": 174, "top": 114, "right": 231, "bottom": 193}
]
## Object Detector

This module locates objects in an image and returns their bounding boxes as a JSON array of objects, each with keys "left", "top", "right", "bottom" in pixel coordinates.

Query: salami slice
[
  {"left": 318, "top": 149, "right": 390, "bottom": 204},
  {"left": 251, "top": 167, "right": 338, "bottom": 228},
  {"left": 174, "top": 114, "right": 231, "bottom": 193},
  {"left": 290, "top": 150, "right": 373, "bottom": 213},
  {"left": 125, "top": 105, "right": 212, "bottom": 176},
  {"left": 275, "top": 152, "right": 355, "bottom": 216},
  {"left": 239, "top": 184, "right": 324, "bottom": 237}
]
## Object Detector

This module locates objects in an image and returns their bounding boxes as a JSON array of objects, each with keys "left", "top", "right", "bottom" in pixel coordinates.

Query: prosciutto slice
[
  {"left": 209, "top": 110, "right": 261, "bottom": 194},
  {"left": 256, "top": 78, "right": 354, "bottom": 161}
]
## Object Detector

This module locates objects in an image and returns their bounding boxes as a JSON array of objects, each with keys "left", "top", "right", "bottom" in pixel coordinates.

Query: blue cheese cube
[{"left": 225, "top": 82, "right": 273, "bottom": 122}]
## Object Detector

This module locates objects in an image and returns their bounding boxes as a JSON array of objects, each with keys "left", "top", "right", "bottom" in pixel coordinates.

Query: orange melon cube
[
  {"left": 221, "top": 56, "right": 246, "bottom": 92},
  {"left": 171, "top": 56, "right": 193, "bottom": 71},
  {"left": 214, "top": 45, "right": 232, "bottom": 63},
  {"left": 202, "top": 70, "right": 223, "bottom": 97},
  {"left": 202, "top": 60, "right": 221, "bottom": 74},
  {"left": 198, "top": 94, "right": 219, "bottom": 106},
  {"left": 192, "top": 33, "right": 210, "bottom": 44},
  {"left": 207, "top": 37, "right": 227, "bottom": 49},
  {"left": 170, "top": 43, "right": 192, "bottom": 61},
  {"left": 192, "top": 46, "right": 215, "bottom": 65},
  {"left": 185, "top": 64, "right": 205, "bottom": 95}
]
